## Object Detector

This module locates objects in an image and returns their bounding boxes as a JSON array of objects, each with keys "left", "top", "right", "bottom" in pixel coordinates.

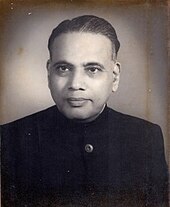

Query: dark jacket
[{"left": 1, "top": 106, "right": 168, "bottom": 207}]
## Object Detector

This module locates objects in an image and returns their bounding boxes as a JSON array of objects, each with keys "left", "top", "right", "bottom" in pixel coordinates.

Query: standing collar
[{"left": 54, "top": 105, "right": 110, "bottom": 128}]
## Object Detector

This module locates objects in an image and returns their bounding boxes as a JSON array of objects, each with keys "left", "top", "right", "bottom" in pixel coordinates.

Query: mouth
[{"left": 67, "top": 97, "right": 90, "bottom": 107}]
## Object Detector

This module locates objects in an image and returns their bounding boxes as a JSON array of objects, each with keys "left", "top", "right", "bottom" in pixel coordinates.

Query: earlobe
[
  {"left": 46, "top": 59, "right": 51, "bottom": 75},
  {"left": 112, "top": 62, "right": 121, "bottom": 92},
  {"left": 46, "top": 59, "right": 51, "bottom": 89}
]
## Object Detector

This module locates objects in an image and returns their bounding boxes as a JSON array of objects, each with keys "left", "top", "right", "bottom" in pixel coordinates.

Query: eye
[
  {"left": 87, "top": 67, "right": 101, "bottom": 74},
  {"left": 53, "top": 65, "right": 72, "bottom": 76},
  {"left": 56, "top": 65, "right": 70, "bottom": 72}
]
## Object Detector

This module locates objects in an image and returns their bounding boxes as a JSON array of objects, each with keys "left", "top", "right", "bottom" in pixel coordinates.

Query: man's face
[{"left": 47, "top": 32, "right": 120, "bottom": 122}]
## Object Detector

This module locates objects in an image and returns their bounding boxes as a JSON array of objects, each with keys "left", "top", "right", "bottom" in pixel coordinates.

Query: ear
[
  {"left": 46, "top": 59, "right": 51, "bottom": 88},
  {"left": 112, "top": 61, "right": 121, "bottom": 92},
  {"left": 46, "top": 59, "right": 51, "bottom": 75}
]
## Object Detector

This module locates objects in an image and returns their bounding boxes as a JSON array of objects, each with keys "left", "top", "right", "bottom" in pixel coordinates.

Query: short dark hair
[{"left": 48, "top": 15, "right": 120, "bottom": 58}]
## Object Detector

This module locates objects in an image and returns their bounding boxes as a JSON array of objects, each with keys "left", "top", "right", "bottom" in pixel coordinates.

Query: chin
[
  {"left": 63, "top": 109, "right": 93, "bottom": 121},
  {"left": 63, "top": 108, "right": 101, "bottom": 123},
  {"left": 66, "top": 113, "right": 90, "bottom": 120}
]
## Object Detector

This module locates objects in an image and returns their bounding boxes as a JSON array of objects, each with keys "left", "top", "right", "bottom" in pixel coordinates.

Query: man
[{"left": 1, "top": 15, "right": 168, "bottom": 206}]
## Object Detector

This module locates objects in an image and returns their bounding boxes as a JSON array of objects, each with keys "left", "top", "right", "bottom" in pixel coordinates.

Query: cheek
[
  {"left": 49, "top": 76, "right": 66, "bottom": 92},
  {"left": 93, "top": 78, "right": 113, "bottom": 96},
  {"left": 99, "top": 87, "right": 112, "bottom": 100}
]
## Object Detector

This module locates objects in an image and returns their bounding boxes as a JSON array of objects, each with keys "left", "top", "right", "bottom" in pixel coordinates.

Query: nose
[{"left": 68, "top": 70, "right": 86, "bottom": 91}]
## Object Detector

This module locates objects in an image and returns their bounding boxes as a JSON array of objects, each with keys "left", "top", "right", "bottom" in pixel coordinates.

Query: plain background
[{"left": 0, "top": 1, "right": 169, "bottom": 161}]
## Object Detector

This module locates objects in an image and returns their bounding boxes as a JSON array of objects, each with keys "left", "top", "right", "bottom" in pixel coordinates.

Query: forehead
[{"left": 50, "top": 32, "right": 113, "bottom": 61}]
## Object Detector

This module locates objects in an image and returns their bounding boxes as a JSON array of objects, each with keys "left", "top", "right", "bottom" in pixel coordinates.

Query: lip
[{"left": 67, "top": 97, "right": 89, "bottom": 107}]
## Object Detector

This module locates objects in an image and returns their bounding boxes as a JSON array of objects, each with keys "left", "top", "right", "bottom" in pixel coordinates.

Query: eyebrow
[
  {"left": 53, "top": 61, "right": 74, "bottom": 68},
  {"left": 52, "top": 61, "right": 105, "bottom": 70},
  {"left": 83, "top": 62, "right": 105, "bottom": 70}
]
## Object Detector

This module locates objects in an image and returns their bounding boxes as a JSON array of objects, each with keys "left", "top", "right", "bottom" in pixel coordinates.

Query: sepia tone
[{"left": 0, "top": 0, "right": 169, "bottom": 206}]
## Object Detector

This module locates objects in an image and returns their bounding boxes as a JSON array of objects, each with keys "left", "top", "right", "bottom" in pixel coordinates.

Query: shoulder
[
  {"left": 107, "top": 106, "right": 161, "bottom": 130},
  {"left": 1, "top": 105, "right": 57, "bottom": 129},
  {"left": 1, "top": 105, "right": 58, "bottom": 151},
  {"left": 106, "top": 106, "right": 163, "bottom": 145},
  {"left": 1, "top": 106, "right": 59, "bottom": 142},
  {"left": 107, "top": 107, "right": 166, "bottom": 165}
]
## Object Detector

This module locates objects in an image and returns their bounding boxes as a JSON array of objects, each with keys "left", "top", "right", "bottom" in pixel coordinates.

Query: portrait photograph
[{"left": 0, "top": 0, "right": 169, "bottom": 206}]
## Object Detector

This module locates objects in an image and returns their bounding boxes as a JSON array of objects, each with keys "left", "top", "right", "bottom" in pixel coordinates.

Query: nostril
[
  {"left": 68, "top": 79, "right": 86, "bottom": 91},
  {"left": 68, "top": 86, "right": 85, "bottom": 91},
  {"left": 68, "top": 71, "right": 86, "bottom": 91}
]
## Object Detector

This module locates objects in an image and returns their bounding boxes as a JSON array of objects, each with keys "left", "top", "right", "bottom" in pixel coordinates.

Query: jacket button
[{"left": 85, "top": 144, "right": 93, "bottom": 153}]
